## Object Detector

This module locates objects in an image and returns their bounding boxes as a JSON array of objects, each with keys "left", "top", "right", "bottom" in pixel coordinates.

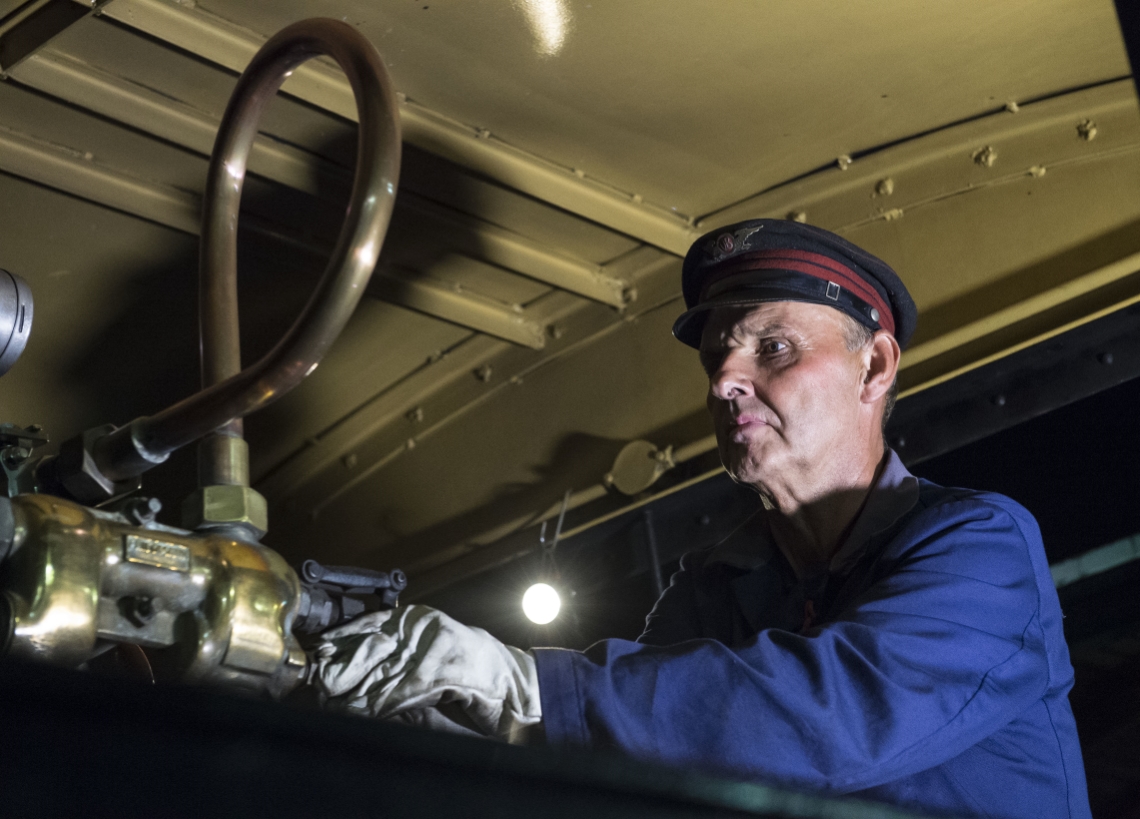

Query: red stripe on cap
[{"left": 704, "top": 249, "right": 894, "bottom": 334}]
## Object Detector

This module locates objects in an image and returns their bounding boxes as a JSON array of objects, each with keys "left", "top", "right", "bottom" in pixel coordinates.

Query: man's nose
[{"left": 709, "top": 354, "right": 755, "bottom": 401}]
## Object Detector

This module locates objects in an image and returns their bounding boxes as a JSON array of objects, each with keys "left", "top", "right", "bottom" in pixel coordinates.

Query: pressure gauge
[{"left": 0, "top": 270, "right": 32, "bottom": 377}]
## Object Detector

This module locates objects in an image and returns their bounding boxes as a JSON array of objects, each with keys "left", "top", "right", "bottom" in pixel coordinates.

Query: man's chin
[
  {"left": 726, "top": 466, "right": 763, "bottom": 487},
  {"left": 719, "top": 448, "right": 771, "bottom": 487}
]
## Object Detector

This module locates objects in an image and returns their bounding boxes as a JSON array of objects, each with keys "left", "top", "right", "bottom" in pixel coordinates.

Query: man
[{"left": 311, "top": 219, "right": 1091, "bottom": 818}]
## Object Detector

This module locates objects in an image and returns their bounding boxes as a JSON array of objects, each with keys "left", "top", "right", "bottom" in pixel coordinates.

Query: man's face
[{"left": 699, "top": 301, "right": 869, "bottom": 490}]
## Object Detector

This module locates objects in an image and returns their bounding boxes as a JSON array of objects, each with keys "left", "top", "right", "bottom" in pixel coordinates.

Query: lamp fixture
[{"left": 523, "top": 489, "right": 570, "bottom": 624}]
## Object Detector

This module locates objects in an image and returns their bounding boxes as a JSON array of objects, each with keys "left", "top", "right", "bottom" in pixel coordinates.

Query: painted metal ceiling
[
  {"left": 200, "top": 0, "right": 1131, "bottom": 219},
  {"left": 0, "top": 0, "right": 1136, "bottom": 595}
]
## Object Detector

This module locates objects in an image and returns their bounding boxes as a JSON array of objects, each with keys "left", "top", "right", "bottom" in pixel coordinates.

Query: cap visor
[{"left": 672, "top": 289, "right": 829, "bottom": 349}]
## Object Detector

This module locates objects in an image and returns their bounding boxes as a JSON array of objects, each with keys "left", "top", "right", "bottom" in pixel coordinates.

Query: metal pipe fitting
[{"left": 91, "top": 18, "right": 401, "bottom": 484}]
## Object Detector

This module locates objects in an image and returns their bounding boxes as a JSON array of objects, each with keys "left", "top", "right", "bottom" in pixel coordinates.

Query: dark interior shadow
[
  {"left": 385, "top": 406, "right": 716, "bottom": 577},
  {"left": 348, "top": 430, "right": 633, "bottom": 573}
]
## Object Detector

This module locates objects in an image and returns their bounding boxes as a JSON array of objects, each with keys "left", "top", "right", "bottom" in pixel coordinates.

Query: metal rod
[
  {"left": 551, "top": 489, "right": 571, "bottom": 552},
  {"left": 91, "top": 18, "right": 401, "bottom": 483},
  {"left": 643, "top": 508, "right": 665, "bottom": 598}
]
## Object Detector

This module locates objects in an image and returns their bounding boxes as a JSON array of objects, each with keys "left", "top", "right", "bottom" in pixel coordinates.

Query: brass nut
[{"left": 182, "top": 485, "right": 268, "bottom": 537}]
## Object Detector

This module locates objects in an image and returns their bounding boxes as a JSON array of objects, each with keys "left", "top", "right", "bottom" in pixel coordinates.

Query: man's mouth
[{"left": 727, "top": 413, "right": 767, "bottom": 435}]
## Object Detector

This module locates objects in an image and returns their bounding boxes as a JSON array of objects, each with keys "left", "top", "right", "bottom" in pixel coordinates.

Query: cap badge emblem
[{"left": 706, "top": 225, "right": 763, "bottom": 260}]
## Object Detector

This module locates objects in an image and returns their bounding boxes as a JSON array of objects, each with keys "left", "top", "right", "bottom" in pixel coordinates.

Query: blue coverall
[{"left": 533, "top": 452, "right": 1091, "bottom": 818}]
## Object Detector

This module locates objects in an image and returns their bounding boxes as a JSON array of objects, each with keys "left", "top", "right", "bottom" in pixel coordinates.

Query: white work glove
[{"left": 310, "top": 605, "right": 542, "bottom": 741}]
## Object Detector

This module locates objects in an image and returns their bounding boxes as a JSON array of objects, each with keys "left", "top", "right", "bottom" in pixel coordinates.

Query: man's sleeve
[{"left": 533, "top": 496, "right": 1054, "bottom": 793}]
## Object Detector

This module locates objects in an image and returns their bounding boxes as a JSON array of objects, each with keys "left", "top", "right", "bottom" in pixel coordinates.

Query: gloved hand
[{"left": 310, "top": 604, "right": 542, "bottom": 741}]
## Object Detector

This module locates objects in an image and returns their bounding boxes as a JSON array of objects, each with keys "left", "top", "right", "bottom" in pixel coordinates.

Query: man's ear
[{"left": 861, "top": 331, "right": 901, "bottom": 404}]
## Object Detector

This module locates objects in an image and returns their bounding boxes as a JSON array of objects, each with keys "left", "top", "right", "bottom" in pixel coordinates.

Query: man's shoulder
[
  {"left": 891, "top": 479, "right": 1046, "bottom": 570},
  {"left": 912, "top": 479, "right": 1040, "bottom": 532}
]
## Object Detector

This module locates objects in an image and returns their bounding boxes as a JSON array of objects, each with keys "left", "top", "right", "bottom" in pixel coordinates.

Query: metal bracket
[
  {"left": 0, "top": 422, "right": 48, "bottom": 497},
  {"left": 0, "top": 0, "right": 107, "bottom": 75}
]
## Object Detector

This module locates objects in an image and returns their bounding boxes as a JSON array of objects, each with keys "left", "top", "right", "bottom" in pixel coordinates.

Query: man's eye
[{"left": 761, "top": 339, "right": 787, "bottom": 355}]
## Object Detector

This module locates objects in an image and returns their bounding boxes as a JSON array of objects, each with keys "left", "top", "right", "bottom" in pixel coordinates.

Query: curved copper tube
[{"left": 92, "top": 19, "right": 401, "bottom": 482}]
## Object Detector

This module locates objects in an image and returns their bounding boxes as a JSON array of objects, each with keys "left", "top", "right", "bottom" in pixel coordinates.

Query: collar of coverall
[{"left": 707, "top": 449, "right": 920, "bottom": 574}]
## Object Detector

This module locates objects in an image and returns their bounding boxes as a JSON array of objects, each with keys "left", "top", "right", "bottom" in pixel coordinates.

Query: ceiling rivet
[{"left": 973, "top": 146, "right": 998, "bottom": 168}]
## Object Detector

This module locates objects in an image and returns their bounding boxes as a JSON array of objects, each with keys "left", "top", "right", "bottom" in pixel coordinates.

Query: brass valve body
[{"left": 0, "top": 494, "right": 306, "bottom": 698}]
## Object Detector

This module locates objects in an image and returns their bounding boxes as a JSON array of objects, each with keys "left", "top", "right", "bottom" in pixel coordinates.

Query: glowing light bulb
[{"left": 522, "top": 582, "right": 561, "bottom": 624}]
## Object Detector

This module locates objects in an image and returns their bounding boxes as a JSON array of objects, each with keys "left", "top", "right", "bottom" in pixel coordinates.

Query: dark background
[{"left": 917, "top": 377, "right": 1140, "bottom": 819}]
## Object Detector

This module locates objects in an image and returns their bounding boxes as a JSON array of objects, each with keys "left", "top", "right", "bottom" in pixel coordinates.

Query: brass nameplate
[{"left": 124, "top": 535, "right": 191, "bottom": 572}]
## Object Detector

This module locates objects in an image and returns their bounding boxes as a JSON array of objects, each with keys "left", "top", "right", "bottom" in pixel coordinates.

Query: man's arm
[{"left": 534, "top": 495, "right": 1058, "bottom": 792}]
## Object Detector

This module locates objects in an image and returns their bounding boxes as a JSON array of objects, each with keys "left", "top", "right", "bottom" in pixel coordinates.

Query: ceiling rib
[
  {"left": 256, "top": 330, "right": 509, "bottom": 499},
  {"left": 0, "top": 119, "right": 557, "bottom": 345},
  {"left": 9, "top": 48, "right": 349, "bottom": 201},
  {"left": 95, "top": 0, "right": 701, "bottom": 256},
  {"left": 398, "top": 192, "right": 628, "bottom": 307},
  {"left": 902, "top": 250, "right": 1140, "bottom": 375},
  {"left": 700, "top": 80, "right": 1138, "bottom": 232},
  {"left": 0, "top": 120, "right": 201, "bottom": 231},
  {"left": 899, "top": 257, "right": 1140, "bottom": 397},
  {"left": 367, "top": 266, "right": 547, "bottom": 349}
]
